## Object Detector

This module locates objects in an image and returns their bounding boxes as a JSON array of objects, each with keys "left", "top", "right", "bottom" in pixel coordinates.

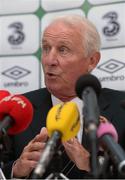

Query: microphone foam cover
[
  {"left": 47, "top": 102, "right": 80, "bottom": 142},
  {"left": 0, "top": 94, "right": 33, "bottom": 134},
  {"left": 75, "top": 74, "right": 101, "bottom": 99},
  {"left": 97, "top": 121, "right": 118, "bottom": 142},
  {"left": 0, "top": 90, "right": 10, "bottom": 100}
]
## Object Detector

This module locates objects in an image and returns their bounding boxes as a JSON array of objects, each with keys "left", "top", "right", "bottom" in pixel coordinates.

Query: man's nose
[{"left": 46, "top": 48, "right": 58, "bottom": 66}]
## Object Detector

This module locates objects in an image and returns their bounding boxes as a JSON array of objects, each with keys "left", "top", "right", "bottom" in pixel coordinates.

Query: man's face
[{"left": 41, "top": 21, "right": 91, "bottom": 99}]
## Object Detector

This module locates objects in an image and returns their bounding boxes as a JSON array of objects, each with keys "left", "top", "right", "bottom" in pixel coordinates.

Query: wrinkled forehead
[
  {"left": 42, "top": 21, "right": 83, "bottom": 41},
  {"left": 45, "top": 20, "right": 77, "bottom": 32}
]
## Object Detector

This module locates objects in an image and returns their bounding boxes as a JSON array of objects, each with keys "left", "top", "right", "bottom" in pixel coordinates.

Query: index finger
[{"left": 32, "top": 127, "right": 48, "bottom": 143}]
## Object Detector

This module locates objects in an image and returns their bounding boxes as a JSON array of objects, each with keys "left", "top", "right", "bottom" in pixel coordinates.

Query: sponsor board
[
  {"left": 0, "top": 15, "right": 39, "bottom": 55},
  {"left": 0, "top": 0, "right": 39, "bottom": 15},
  {"left": 88, "top": 0, "right": 125, "bottom": 5},
  {"left": 92, "top": 48, "right": 125, "bottom": 90},
  {"left": 88, "top": 3, "right": 125, "bottom": 49},
  {"left": 41, "top": 0, "right": 85, "bottom": 12},
  {"left": 0, "top": 56, "right": 41, "bottom": 93}
]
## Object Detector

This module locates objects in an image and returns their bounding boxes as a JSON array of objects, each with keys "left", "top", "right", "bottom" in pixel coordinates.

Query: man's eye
[
  {"left": 42, "top": 45, "right": 50, "bottom": 54},
  {"left": 59, "top": 46, "right": 69, "bottom": 54}
]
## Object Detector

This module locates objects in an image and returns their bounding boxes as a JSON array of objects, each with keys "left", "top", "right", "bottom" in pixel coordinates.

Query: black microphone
[
  {"left": 97, "top": 121, "right": 125, "bottom": 176},
  {"left": 75, "top": 74, "right": 101, "bottom": 132},
  {"left": 75, "top": 74, "right": 101, "bottom": 178}
]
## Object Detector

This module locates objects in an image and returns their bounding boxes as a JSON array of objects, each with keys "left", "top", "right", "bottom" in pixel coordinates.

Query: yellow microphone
[
  {"left": 32, "top": 102, "right": 80, "bottom": 178},
  {"left": 47, "top": 102, "right": 80, "bottom": 141}
]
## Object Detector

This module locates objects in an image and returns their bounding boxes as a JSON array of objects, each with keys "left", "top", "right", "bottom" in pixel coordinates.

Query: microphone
[
  {"left": 75, "top": 74, "right": 101, "bottom": 131},
  {"left": 47, "top": 102, "right": 80, "bottom": 141},
  {"left": 0, "top": 90, "right": 11, "bottom": 100},
  {"left": 32, "top": 102, "right": 80, "bottom": 178},
  {"left": 97, "top": 121, "right": 125, "bottom": 176},
  {"left": 75, "top": 74, "right": 101, "bottom": 178},
  {"left": 0, "top": 94, "right": 33, "bottom": 135}
]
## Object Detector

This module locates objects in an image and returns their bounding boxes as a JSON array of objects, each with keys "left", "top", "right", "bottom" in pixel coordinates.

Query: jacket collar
[
  {"left": 98, "top": 88, "right": 111, "bottom": 112},
  {"left": 24, "top": 88, "right": 52, "bottom": 108}
]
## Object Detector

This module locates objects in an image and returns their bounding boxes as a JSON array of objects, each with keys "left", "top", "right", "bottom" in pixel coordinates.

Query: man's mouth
[{"left": 46, "top": 72, "right": 57, "bottom": 78}]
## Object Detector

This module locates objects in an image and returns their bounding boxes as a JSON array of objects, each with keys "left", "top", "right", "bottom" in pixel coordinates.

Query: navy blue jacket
[{"left": 2, "top": 88, "right": 125, "bottom": 179}]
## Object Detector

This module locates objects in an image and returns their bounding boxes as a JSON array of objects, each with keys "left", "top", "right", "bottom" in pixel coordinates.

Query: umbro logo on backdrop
[
  {"left": 2, "top": 66, "right": 31, "bottom": 80},
  {"left": 97, "top": 59, "right": 125, "bottom": 74}
]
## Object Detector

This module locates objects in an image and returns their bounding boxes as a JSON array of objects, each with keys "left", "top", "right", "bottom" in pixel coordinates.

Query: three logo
[
  {"left": 8, "top": 22, "right": 25, "bottom": 45},
  {"left": 103, "top": 11, "right": 120, "bottom": 37}
]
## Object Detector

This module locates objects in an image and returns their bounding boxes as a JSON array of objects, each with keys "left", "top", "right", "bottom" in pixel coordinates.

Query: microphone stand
[
  {"left": 0, "top": 168, "right": 6, "bottom": 180},
  {"left": 97, "top": 151, "right": 111, "bottom": 179},
  {"left": 88, "top": 126, "right": 99, "bottom": 179},
  {"left": 96, "top": 146, "right": 125, "bottom": 178},
  {"left": 80, "top": 85, "right": 100, "bottom": 178},
  {"left": 31, "top": 131, "right": 69, "bottom": 179},
  {"left": 0, "top": 126, "right": 11, "bottom": 166},
  {"left": 46, "top": 150, "right": 69, "bottom": 180},
  {"left": 0, "top": 127, "right": 11, "bottom": 180}
]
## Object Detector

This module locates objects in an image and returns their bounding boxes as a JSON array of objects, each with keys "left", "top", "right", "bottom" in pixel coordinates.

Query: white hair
[{"left": 46, "top": 15, "right": 101, "bottom": 57}]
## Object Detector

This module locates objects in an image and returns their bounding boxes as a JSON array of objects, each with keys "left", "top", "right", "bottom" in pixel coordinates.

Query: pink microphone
[
  {"left": 97, "top": 121, "right": 118, "bottom": 143},
  {"left": 97, "top": 121, "right": 125, "bottom": 176}
]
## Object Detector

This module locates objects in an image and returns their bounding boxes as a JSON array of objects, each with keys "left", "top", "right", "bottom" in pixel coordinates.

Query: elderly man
[{"left": 2, "top": 15, "right": 125, "bottom": 179}]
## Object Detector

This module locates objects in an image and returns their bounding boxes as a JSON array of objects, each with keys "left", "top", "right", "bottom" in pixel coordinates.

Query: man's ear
[{"left": 88, "top": 52, "right": 101, "bottom": 72}]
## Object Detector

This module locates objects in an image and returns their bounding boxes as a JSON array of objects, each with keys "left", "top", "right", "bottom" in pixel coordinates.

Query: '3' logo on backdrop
[
  {"left": 8, "top": 22, "right": 25, "bottom": 45},
  {"left": 102, "top": 11, "right": 120, "bottom": 37}
]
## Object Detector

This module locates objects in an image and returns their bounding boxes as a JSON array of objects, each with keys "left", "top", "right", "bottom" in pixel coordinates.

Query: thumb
[
  {"left": 40, "top": 127, "right": 48, "bottom": 134},
  {"left": 36, "top": 127, "right": 48, "bottom": 142}
]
